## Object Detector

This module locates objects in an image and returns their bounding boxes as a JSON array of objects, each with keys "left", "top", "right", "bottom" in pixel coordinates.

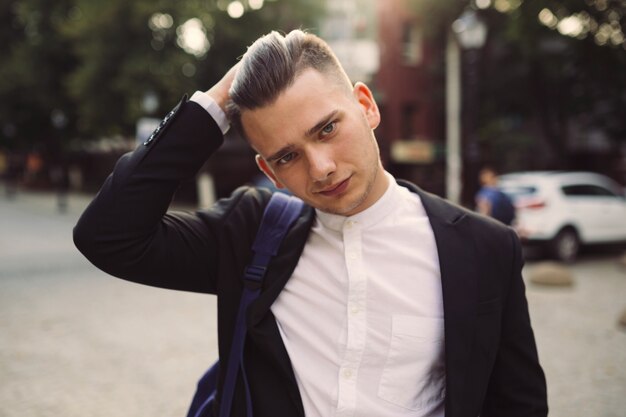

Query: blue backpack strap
[{"left": 218, "top": 192, "right": 304, "bottom": 417}]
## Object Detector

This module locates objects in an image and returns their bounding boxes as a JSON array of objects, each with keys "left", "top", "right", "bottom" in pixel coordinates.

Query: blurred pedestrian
[
  {"left": 50, "top": 162, "right": 69, "bottom": 213},
  {"left": 74, "top": 30, "right": 546, "bottom": 417},
  {"left": 4, "top": 152, "right": 23, "bottom": 199},
  {"left": 24, "top": 151, "right": 43, "bottom": 185},
  {"left": 475, "top": 166, "right": 516, "bottom": 226},
  {"left": 0, "top": 150, "right": 7, "bottom": 177}
]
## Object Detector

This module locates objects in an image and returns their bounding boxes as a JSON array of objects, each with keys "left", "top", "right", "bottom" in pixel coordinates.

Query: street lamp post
[{"left": 446, "top": 9, "right": 487, "bottom": 205}]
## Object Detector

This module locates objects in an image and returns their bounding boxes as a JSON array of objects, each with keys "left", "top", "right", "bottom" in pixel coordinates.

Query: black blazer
[{"left": 74, "top": 97, "right": 548, "bottom": 417}]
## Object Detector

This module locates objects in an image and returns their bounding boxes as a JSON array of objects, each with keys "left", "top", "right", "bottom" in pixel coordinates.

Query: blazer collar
[
  {"left": 247, "top": 179, "right": 471, "bottom": 320},
  {"left": 245, "top": 203, "right": 314, "bottom": 417},
  {"left": 249, "top": 181, "right": 479, "bottom": 417}
]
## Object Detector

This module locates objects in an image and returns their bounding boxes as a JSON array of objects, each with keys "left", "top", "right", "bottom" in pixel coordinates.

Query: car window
[
  {"left": 498, "top": 185, "right": 537, "bottom": 200},
  {"left": 561, "top": 184, "right": 618, "bottom": 198}
]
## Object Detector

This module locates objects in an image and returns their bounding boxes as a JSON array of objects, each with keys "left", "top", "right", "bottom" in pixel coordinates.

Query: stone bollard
[
  {"left": 619, "top": 309, "right": 626, "bottom": 328},
  {"left": 616, "top": 252, "right": 626, "bottom": 328},
  {"left": 528, "top": 261, "right": 574, "bottom": 286}
]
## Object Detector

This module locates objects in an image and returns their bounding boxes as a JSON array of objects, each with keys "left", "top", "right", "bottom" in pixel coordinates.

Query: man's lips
[{"left": 317, "top": 177, "right": 351, "bottom": 197}]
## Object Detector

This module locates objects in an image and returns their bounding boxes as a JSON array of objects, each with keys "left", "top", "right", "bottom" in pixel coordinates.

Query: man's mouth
[{"left": 317, "top": 177, "right": 351, "bottom": 197}]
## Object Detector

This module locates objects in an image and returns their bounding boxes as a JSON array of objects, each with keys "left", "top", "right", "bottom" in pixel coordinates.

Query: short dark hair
[
  {"left": 227, "top": 30, "right": 351, "bottom": 137},
  {"left": 480, "top": 166, "right": 498, "bottom": 175}
]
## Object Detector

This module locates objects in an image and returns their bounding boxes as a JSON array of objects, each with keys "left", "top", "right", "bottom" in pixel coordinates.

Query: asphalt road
[{"left": 1, "top": 188, "right": 625, "bottom": 417}]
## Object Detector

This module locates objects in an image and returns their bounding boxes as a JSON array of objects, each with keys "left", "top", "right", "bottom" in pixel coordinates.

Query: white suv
[{"left": 497, "top": 171, "right": 626, "bottom": 262}]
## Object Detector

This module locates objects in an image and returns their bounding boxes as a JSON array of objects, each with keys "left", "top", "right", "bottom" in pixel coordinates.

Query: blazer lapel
[
  {"left": 247, "top": 203, "right": 315, "bottom": 325},
  {"left": 245, "top": 183, "right": 480, "bottom": 417},
  {"left": 246, "top": 203, "right": 315, "bottom": 415},
  {"left": 402, "top": 182, "right": 480, "bottom": 417}
]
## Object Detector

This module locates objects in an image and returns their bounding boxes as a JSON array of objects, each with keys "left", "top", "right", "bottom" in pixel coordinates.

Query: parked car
[{"left": 497, "top": 171, "right": 626, "bottom": 262}]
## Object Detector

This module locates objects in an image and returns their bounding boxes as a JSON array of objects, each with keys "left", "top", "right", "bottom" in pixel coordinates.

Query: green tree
[
  {"left": 477, "top": 0, "right": 626, "bottom": 172},
  {"left": 0, "top": 0, "right": 325, "bottom": 151},
  {"left": 0, "top": 0, "right": 77, "bottom": 152},
  {"left": 63, "top": 0, "right": 325, "bottom": 139},
  {"left": 408, "top": 0, "right": 626, "bottom": 175}
]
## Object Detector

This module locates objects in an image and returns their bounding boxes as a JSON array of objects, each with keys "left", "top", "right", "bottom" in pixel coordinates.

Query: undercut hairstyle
[{"left": 227, "top": 30, "right": 352, "bottom": 138}]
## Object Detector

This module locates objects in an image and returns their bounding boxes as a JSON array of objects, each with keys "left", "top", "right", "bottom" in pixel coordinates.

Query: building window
[
  {"left": 402, "top": 22, "right": 423, "bottom": 65},
  {"left": 561, "top": 184, "right": 618, "bottom": 198}
]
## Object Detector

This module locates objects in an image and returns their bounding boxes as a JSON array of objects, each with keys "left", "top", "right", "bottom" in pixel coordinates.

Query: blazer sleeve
[
  {"left": 482, "top": 229, "right": 548, "bottom": 416},
  {"left": 73, "top": 96, "right": 233, "bottom": 294}
]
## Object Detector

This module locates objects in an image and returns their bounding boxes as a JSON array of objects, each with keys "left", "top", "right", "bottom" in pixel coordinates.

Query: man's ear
[
  {"left": 255, "top": 155, "right": 285, "bottom": 189},
  {"left": 353, "top": 82, "right": 381, "bottom": 129}
]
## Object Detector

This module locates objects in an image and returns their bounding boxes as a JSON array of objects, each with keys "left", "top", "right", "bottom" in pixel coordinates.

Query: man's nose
[{"left": 307, "top": 147, "right": 336, "bottom": 182}]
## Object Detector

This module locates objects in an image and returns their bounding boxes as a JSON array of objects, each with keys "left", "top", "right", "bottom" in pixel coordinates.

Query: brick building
[{"left": 374, "top": 0, "right": 445, "bottom": 196}]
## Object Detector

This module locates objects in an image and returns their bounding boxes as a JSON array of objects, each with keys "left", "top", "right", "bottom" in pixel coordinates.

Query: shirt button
[
  {"left": 350, "top": 305, "right": 359, "bottom": 315},
  {"left": 343, "top": 369, "right": 352, "bottom": 378},
  {"left": 345, "top": 220, "right": 354, "bottom": 229},
  {"left": 349, "top": 252, "right": 357, "bottom": 260}
]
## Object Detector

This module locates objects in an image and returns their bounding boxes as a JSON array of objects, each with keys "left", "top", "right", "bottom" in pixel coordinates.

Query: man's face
[{"left": 241, "top": 68, "right": 388, "bottom": 216}]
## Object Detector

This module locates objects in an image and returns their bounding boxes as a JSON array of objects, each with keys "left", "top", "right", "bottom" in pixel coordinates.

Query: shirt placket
[{"left": 335, "top": 220, "right": 367, "bottom": 417}]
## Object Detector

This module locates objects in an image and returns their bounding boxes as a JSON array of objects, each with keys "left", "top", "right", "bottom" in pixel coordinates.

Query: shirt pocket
[{"left": 378, "top": 315, "right": 446, "bottom": 411}]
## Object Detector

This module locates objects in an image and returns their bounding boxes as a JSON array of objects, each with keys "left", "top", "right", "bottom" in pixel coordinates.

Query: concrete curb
[{"left": 528, "top": 261, "right": 575, "bottom": 286}]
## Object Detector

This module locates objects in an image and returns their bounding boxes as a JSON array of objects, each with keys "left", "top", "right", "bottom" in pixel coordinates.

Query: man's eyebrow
[
  {"left": 305, "top": 110, "right": 339, "bottom": 137},
  {"left": 265, "top": 110, "right": 340, "bottom": 163},
  {"left": 266, "top": 144, "right": 296, "bottom": 163}
]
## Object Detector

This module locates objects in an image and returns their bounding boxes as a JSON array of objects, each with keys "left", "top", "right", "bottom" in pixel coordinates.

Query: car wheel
[{"left": 551, "top": 228, "right": 580, "bottom": 262}]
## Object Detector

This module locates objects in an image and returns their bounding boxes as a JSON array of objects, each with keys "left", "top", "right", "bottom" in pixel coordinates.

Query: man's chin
[{"left": 315, "top": 195, "right": 366, "bottom": 217}]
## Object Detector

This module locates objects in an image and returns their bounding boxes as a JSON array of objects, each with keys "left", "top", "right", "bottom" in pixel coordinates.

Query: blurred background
[{"left": 1, "top": 0, "right": 625, "bottom": 416}]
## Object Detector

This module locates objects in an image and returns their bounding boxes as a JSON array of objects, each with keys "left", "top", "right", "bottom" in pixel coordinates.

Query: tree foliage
[
  {"left": 409, "top": 0, "right": 626, "bottom": 174},
  {"left": 0, "top": 0, "right": 77, "bottom": 152},
  {"left": 479, "top": 0, "right": 626, "bottom": 172},
  {"left": 0, "top": 0, "right": 324, "bottom": 151}
]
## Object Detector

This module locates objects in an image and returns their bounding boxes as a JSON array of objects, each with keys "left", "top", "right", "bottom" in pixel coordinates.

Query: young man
[{"left": 74, "top": 30, "right": 547, "bottom": 417}]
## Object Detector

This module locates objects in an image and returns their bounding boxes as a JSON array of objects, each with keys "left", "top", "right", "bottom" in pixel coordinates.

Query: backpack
[
  {"left": 491, "top": 189, "right": 516, "bottom": 226},
  {"left": 186, "top": 192, "right": 305, "bottom": 417}
]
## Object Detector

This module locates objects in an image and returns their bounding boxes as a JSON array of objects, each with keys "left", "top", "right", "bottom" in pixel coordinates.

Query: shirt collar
[{"left": 315, "top": 171, "right": 401, "bottom": 232}]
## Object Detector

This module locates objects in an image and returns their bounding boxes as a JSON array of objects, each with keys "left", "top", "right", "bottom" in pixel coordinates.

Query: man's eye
[
  {"left": 277, "top": 152, "right": 296, "bottom": 165},
  {"left": 320, "top": 121, "right": 336, "bottom": 137}
]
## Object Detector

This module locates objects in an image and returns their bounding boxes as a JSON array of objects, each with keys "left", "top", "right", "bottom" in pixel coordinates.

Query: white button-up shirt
[{"left": 272, "top": 173, "right": 445, "bottom": 417}]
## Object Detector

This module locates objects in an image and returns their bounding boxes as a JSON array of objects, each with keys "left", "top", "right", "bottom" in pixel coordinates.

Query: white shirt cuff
[{"left": 190, "top": 91, "right": 230, "bottom": 135}]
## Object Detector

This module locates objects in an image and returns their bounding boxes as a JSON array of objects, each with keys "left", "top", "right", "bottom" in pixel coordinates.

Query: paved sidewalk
[
  {"left": 524, "top": 258, "right": 626, "bottom": 417},
  {"left": 1, "top": 187, "right": 92, "bottom": 215},
  {"left": 1, "top": 186, "right": 195, "bottom": 218},
  {"left": 1, "top": 187, "right": 625, "bottom": 417},
  {"left": 1, "top": 187, "right": 217, "bottom": 417}
]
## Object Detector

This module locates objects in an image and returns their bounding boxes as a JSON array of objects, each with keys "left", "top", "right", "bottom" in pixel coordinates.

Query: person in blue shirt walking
[{"left": 475, "top": 166, "right": 516, "bottom": 226}]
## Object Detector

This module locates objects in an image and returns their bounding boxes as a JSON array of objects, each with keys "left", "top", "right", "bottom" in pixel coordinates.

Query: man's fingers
[{"left": 206, "top": 62, "right": 241, "bottom": 111}]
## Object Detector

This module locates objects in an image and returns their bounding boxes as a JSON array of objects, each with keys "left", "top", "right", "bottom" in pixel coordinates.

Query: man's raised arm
[{"left": 73, "top": 65, "right": 242, "bottom": 294}]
